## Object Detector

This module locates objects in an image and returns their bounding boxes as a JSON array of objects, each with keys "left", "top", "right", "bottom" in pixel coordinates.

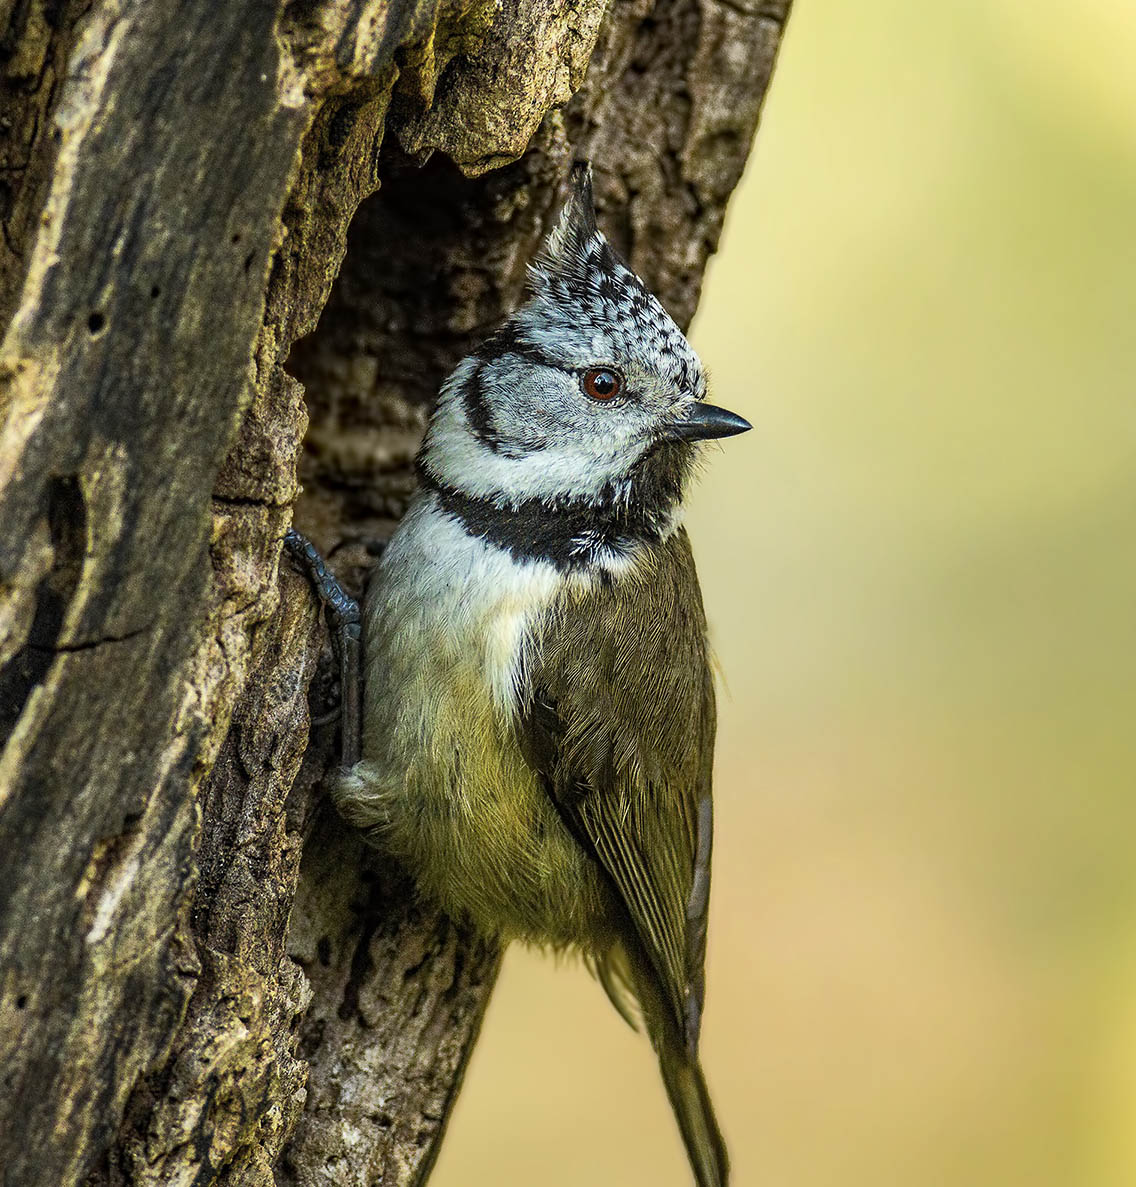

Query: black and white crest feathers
[
  {"left": 533, "top": 162, "right": 602, "bottom": 281},
  {"left": 527, "top": 164, "right": 702, "bottom": 399}
]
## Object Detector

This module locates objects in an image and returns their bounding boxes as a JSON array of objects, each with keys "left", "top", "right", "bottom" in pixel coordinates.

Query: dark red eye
[{"left": 581, "top": 367, "right": 623, "bottom": 401}]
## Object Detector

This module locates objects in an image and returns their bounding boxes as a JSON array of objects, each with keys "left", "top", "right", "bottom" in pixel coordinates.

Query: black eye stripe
[
  {"left": 462, "top": 361, "right": 504, "bottom": 452},
  {"left": 475, "top": 323, "right": 566, "bottom": 370}
]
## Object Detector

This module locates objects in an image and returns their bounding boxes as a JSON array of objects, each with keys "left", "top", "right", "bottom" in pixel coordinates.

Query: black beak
[{"left": 667, "top": 402, "right": 752, "bottom": 442}]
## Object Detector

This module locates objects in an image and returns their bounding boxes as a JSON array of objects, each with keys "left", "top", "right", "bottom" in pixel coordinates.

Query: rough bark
[{"left": 0, "top": 1, "right": 790, "bottom": 1184}]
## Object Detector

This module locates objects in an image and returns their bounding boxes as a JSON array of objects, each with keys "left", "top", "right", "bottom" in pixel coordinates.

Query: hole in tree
[
  {"left": 283, "top": 147, "right": 559, "bottom": 572},
  {"left": 87, "top": 311, "right": 105, "bottom": 335}
]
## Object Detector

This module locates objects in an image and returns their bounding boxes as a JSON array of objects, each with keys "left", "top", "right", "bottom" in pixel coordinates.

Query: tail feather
[{"left": 659, "top": 1048, "right": 729, "bottom": 1187}]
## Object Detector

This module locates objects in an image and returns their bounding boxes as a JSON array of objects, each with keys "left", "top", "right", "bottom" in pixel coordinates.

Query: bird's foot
[{"left": 283, "top": 527, "right": 362, "bottom": 769}]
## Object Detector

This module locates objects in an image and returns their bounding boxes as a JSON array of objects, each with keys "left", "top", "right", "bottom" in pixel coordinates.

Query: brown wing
[{"left": 518, "top": 529, "right": 716, "bottom": 1051}]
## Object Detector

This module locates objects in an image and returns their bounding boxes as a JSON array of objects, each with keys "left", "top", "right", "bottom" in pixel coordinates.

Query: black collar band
[{"left": 416, "top": 446, "right": 690, "bottom": 572}]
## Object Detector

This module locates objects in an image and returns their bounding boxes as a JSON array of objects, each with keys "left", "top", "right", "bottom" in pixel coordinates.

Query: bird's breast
[
  {"left": 373, "top": 498, "right": 568, "bottom": 717},
  {"left": 354, "top": 497, "right": 621, "bottom": 946}
]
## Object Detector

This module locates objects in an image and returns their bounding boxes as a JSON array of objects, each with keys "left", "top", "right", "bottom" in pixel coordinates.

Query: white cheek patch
[{"left": 424, "top": 368, "right": 650, "bottom": 507}]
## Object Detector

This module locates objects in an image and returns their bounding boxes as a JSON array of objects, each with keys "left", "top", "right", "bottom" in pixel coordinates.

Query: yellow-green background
[{"left": 435, "top": 1, "right": 1136, "bottom": 1182}]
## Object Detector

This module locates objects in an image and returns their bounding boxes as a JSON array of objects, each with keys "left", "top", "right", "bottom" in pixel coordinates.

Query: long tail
[{"left": 659, "top": 1046, "right": 730, "bottom": 1187}]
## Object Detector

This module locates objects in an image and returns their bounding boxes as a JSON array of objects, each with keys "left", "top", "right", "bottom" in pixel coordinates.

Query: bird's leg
[{"left": 283, "top": 528, "right": 362, "bottom": 770}]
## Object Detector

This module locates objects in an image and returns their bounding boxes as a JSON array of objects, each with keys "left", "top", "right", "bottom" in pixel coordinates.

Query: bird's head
[{"left": 419, "top": 165, "right": 750, "bottom": 512}]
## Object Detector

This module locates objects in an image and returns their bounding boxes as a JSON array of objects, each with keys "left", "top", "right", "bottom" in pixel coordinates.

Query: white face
[{"left": 420, "top": 185, "right": 709, "bottom": 508}]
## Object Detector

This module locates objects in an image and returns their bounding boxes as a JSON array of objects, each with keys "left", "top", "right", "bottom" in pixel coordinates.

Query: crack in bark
[
  {"left": 0, "top": 473, "right": 85, "bottom": 742},
  {"left": 26, "top": 622, "right": 154, "bottom": 654}
]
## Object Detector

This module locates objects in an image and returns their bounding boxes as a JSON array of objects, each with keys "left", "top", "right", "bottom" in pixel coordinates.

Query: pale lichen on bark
[{"left": 0, "top": 0, "right": 791, "bottom": 1183}]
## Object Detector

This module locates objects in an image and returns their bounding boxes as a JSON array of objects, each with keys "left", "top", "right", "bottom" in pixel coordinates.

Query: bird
[{"left": 317, "top": 164, "right": 751, "bottom": 1186}]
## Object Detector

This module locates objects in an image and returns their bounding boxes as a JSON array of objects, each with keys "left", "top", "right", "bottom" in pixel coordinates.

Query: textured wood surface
[{"left": 0, "top": 0, "right": 791, "bottom": 1182}]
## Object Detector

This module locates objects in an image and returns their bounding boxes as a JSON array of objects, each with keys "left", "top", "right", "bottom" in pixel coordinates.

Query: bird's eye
[{"left": 581, "top": 367, "right": 623, "bottom": 401}]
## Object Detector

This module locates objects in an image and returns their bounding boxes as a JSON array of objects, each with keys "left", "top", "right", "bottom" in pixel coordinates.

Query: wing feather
[{"left": 517, "top": 530, "right": 716, "bottom": 1049}]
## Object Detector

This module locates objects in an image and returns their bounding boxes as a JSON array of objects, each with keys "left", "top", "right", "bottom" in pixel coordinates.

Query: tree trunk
[{"left": 0, "top": 1, "right": 790, "bottom": 1183}]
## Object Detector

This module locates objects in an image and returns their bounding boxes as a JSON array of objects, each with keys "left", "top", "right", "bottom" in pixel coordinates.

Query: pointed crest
[{"left": 532, "top": 162, "right": 606, "bottom": 285}]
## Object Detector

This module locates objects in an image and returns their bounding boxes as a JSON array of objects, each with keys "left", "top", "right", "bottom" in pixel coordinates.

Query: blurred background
[{"left": 435, "top": 1, "right": 1136, "bottom": 1183}]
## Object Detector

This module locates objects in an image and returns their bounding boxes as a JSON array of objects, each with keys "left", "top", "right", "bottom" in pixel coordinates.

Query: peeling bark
[{"left": 0, "top": 0, "right": 791, "bottom": 1183}]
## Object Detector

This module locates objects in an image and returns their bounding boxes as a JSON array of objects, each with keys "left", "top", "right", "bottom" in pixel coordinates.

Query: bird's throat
[{"left": 416, "top": 440, "right": 693, "bottom": 574}]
